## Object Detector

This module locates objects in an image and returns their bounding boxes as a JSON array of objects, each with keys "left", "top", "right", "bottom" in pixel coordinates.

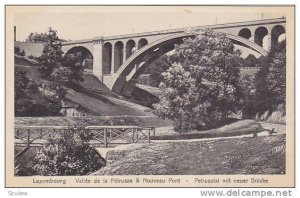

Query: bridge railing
[
  {"left": 14, "top": 125, "right": 155, "bottom": 159},
  {"left": 85, "top": 126, "right": 155, "bottom": 148}
]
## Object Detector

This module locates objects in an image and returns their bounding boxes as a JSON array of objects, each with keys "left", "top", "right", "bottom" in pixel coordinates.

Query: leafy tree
[
  {"left": 240, "top": 74, "right": 256, "bottom": 118},
  {"left": 15, "top": 67, "right": 35, "bottom": 116},
  {"left": 143, "top": 54, "right": 179, "bottom": 87},
  {"left": 39, "top": 27, "right": 84, "bottom": 86},
  {"left": 255, "top": 40, "right": 286, "bottom": 115},
  {"left": 154, "top": 28, "right": 243, "bottom": 132},
  {"left": 62, "top": 52, "right": 85, "bottom": 84},
  {"left": 14, "top": 67, "right": 63, "bottom": 116},
  {"left": 39, "top": 27, "right": 64, "bottom": 78},
  {"left": 153, "top": 63, "right": 199, "bottom": 132},
  {"left": 32, "top": 127, "right": 106, "bottom": 176}
]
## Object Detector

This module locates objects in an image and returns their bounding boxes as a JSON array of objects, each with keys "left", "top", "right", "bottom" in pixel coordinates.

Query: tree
[
  {"left": 240, "top": 74, "right": 256, "bottom": 118},
  {"left": 14, "top": 67, "right": 63, "bottom": 116},
  {"left": 154, "top": 63, "right": 199, "bottom": 132},
  {"left": 255, "top": 40, "right": 286, "bottom": 115},
  {"left": 143, "top": 54, "right": 173, "bottom": 87},
  {"left": 39, "top": 27, "right": 84, "bottom": 86},
  {"left": 61, "top": 52, "right": 85, "bottom": 84},
  {"left": 39, "top": 27, "right": 64, "bottom": 78},
  {"left": 154, "top": 28, "right": 243, "bottom": 132}
]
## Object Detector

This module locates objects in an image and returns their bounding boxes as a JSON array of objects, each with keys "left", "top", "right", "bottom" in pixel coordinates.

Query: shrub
[{"left": 32, "top": 126, "right": 106, "bottom": 176}]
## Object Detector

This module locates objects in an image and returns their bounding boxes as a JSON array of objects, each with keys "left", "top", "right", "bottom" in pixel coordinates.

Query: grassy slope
[
  {"left": 93, "top": 134, "right": 285, "bottom": 175},
  {"left": 15, "top": 58, "right": 156, "bottom": 116},
  {"left": 65, "top": 90, "right": 151, "bottom": 116}
]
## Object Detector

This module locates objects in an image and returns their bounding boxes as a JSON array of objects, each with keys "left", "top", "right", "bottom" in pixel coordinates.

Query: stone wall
[{"left": 15, "top": 41, "right": 44, "bottom": 57}]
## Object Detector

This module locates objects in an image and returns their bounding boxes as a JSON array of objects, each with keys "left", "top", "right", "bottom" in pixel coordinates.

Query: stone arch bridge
[{"left": 62, "top": 18, "right": 286, "bottom": 96}]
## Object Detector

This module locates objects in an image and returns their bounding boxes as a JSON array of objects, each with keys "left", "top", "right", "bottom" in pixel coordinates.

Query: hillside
[
  {"left": 65, "top": 90, "right": 152, "bottom": 116},
  {"left": 93, "top": 134, "right": 285, "bottom": 175},
  {"left": 15, "top": 56, "right": 158, "bottom": 117}
]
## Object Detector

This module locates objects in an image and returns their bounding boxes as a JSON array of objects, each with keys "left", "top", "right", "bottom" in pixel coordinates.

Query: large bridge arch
[{"left": 106, "top": 31, "right": 268, "bottom": 95}]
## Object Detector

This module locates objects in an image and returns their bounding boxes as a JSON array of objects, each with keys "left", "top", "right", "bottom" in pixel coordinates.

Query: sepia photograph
[{"left": 5, "top": 5, "right": 295, "bottom": 187}]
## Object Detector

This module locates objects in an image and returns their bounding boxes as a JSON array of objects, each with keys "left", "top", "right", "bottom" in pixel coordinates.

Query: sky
[{"left": 14, "top": 6, "right": 286, "bottom": 42}]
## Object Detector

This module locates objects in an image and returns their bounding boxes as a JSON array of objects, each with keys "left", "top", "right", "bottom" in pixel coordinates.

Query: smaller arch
[
  {"left": 114, "top": 41, "right": 124, "bottom": 71},
  {"left": 238, "top": 28, "right": 252, "bottom": 39},
  {"left": 126, "top": 40, "right": 136, "bottom": 58},
  {"left": 138, "top": 38, "right": 148, "bottom": 49},
  {"left": 103, "top": 42, "right": 112, "bottom": 74},
  {"left": 64, "top": 46, "right": 93, "bottom": 71},
  {"left": 254, "top": 27, "right": 268, "bottom": 48},
  {"left": 271, "top": 25, "right": 286, "bottom": 48}
]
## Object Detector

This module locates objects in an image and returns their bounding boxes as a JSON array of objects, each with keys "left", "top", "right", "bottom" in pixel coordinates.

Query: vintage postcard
[{"left": 5, "top": 5, "right": 295, "bottom": 187}]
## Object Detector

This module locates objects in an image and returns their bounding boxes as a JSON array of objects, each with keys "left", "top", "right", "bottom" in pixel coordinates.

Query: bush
[
  {"left": 254, "top": 105, "right": 286, "bottom": 124},
  {"left": 32, "top": 127, "right": 106, "bottom": 176}
]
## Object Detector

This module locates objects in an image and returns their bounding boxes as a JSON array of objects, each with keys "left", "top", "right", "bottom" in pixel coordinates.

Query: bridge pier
[
  {"left": 123, "top": 48, "right": 126, "bottom": 64},
  {"left": 111, "top": 46, "right": 115, "bottom": 74},
  {"left": 93, "top": 40, "right": 103, "bottom": 81},
  {"left": 266, "top": 33, "right": 272, "bottom": 51},
  {"left": 93, "top": 40, "right": 104, "bottom": 80}
]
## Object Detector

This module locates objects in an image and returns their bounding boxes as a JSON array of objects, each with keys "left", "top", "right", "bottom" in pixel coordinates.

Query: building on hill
[
  {"left": 14, "top": 41, "right": 44, "bottom": 58},
  {"left": 60, "top": 100, "right": 91, "bottom": 117}
]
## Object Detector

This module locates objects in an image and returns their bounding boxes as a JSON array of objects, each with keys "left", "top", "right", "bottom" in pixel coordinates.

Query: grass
[{"left": 92, "top": 134, "right": 286, "bottom": 175}]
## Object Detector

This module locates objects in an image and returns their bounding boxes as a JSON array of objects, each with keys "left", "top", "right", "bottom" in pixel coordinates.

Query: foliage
[
  {"left": 15, "top": 67, "right": 36, "bottom": 116},
  {"left": 32, "top": 127, "right": 106, "bottom": 176},
  {"left": 39, "top": 28, "right": 64, "bottom": 78},
  {"left": 255, "top": 40, "right": 286, "bottom": 115},
  {"left": 240, "top": 74, "right": 256, "bottom": 118},
  {"left": 39, "top": 27, "right": 84, "bottom": 86},
  {"left": 62, "top": 52, "right": 85, "bottom": 83},
  {"left": 14, "top": 67, "right": 62, "bottom": 116},
  {"left": 26, "top": 32, "right": 68, "bottom": 43},
  {"left": 26, "top": 32, "right": 49, "bottom": 43},
  {"left": 144, "top": 54, "right": 177, "bottom": 87},
  {"left": 154, "top": 28, "right": 243, "bottom": 132},
  {"left": 154, "top": 63, "right": 198, "bottom": 132}
]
